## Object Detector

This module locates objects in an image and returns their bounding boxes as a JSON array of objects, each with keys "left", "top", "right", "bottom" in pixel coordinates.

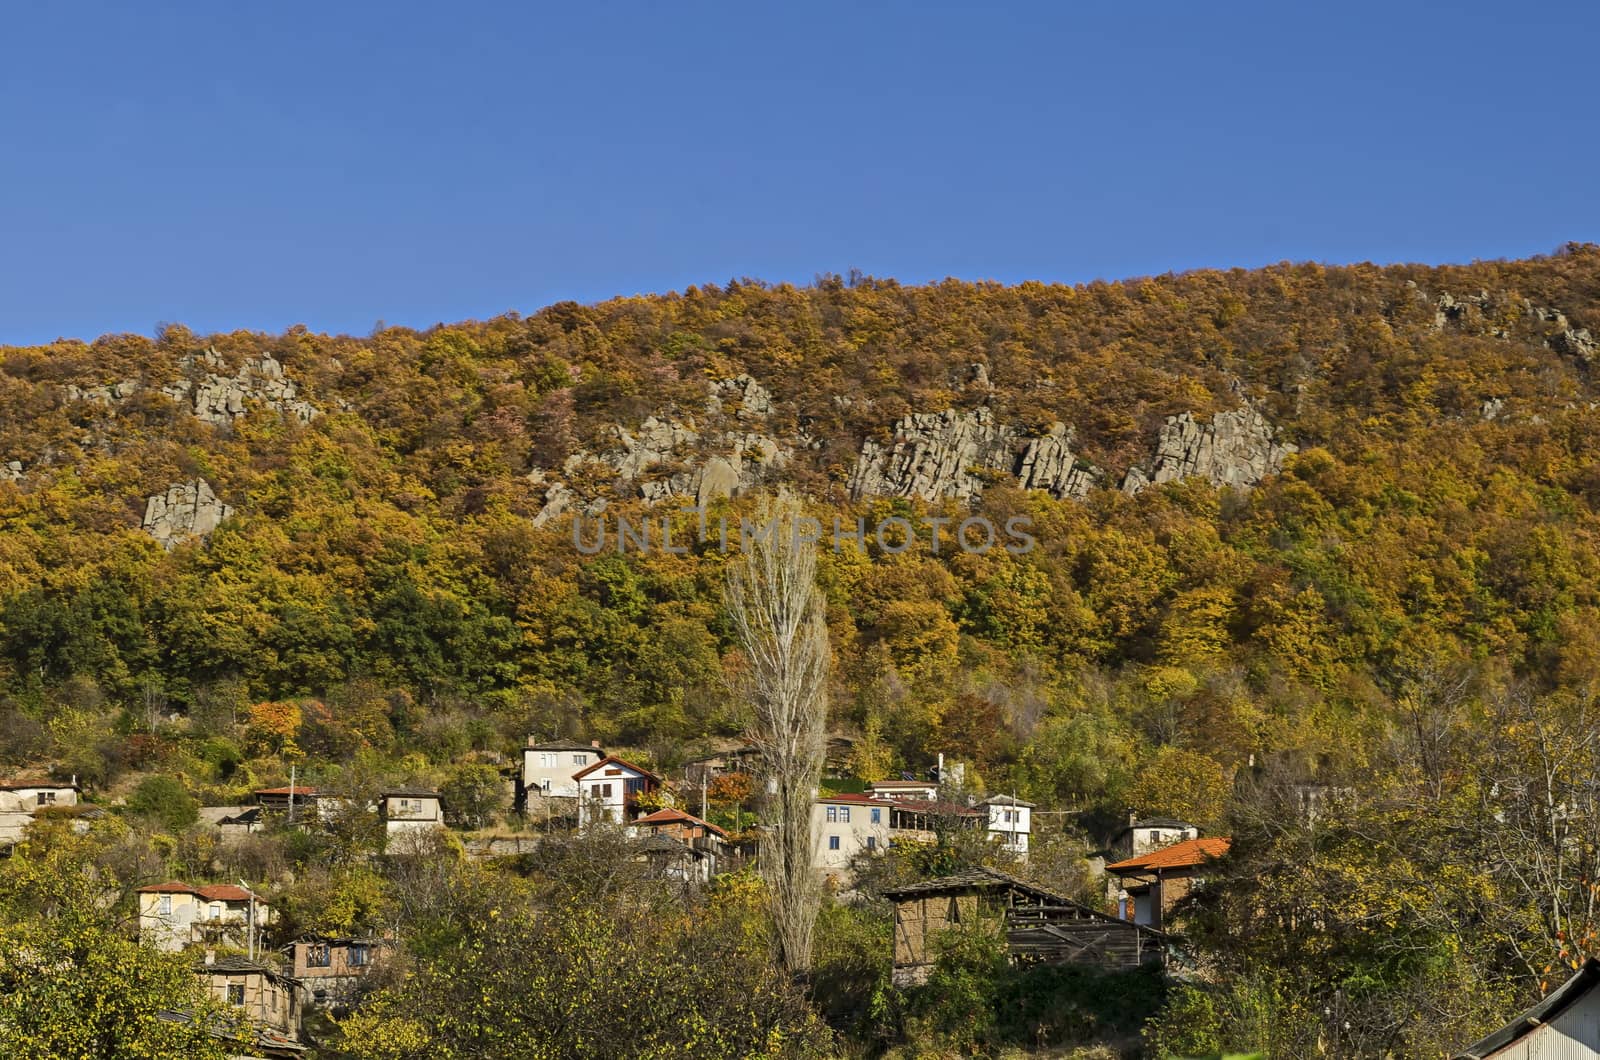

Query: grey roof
[
  {"left": 634, "top": 834, "right": 708, "bottom": 858},
  {"left": 979, "top": 794, "right": 1037, "bottom": 807},
  {"left": 526, "top": 740, "right": 603, "bottom": 753},
  {"left": 1453, "top": 958, "right": 1600, "bottom": 1058},
  {"left": 195, "top": 955, "right": 300, "bottom": 986}
]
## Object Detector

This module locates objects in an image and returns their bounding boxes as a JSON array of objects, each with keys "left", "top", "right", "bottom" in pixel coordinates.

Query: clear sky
[{"left": 3, "top": 1, "right": 1596, "bottom": 346}]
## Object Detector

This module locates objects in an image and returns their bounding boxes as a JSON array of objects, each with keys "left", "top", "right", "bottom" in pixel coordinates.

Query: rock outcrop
[
  {"left": 1122, "top": 407, "right": 1295, "bottom": 494},
  {"left": 1016, "top": 423, "right": 1101, "bottom": 500},
  {"left": 847, "top": 408, "right": 1023, "bottom": 502},
  {"left": 64, "top": 348, "right": 319, "bottom": 426},
  {"left": 141, "top": 479, "right": 233, "bottom": 549},
  {"left": 0, "top": 461, "right": 21, "bottom": 482},
  {"left": 707, "top": 374, "right": 773, "bottom": 418},
  {"left": 530, "top": 375, "right": 791, "bottom": 524}
]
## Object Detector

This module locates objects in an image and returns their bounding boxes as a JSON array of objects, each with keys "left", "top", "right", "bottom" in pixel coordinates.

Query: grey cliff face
[
  {"left": 141, "top": 479, "right": 233, "bottom": 549},
  {"left": 65, "top": 348, "right": 319, "bottom": 427},
  {"left": 1121, "top": 407, "right": 1296, "bottom": 495}
]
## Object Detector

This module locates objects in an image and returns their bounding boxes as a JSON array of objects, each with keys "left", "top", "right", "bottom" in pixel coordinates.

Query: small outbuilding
[
  {"left": 882, "top": 868, "right": 1170, "bottom": 986},
  {"left": 1453, "top": 958, "right": 1600, "bottom": 1059}
]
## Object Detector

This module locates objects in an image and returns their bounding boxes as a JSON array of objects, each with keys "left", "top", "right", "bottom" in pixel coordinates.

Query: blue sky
[{"left": 2, "top": 1, "right": 1596, "bottom": 346}]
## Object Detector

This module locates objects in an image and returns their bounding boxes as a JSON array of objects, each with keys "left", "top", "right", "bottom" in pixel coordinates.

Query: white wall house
[
  {"left": 0, "top": 778, "right": 79, "bottom": 846},
  {"left": 574, "top": 756, "right": 660, "bottom": 827},
  {"left": 379, "top": 790, "right": 445, "bottom": 835},
  {"left": 1108, "top": 817, "right": 1199, "bottom": 860},
  {"left": 1451, "top": 956, "right": 1600, "bottom": 1059},
  {"left": 980, "top": 795, "right": 1033, "bottom": 855},
  {"left": 811, "top": 794, "right": 893, "bottom": 878},
  {"left": 522, "top": 740, "right": 603, "bottom": 800},
  {"left": 138, "top": 881, "right": 267, "bottom": 952}
]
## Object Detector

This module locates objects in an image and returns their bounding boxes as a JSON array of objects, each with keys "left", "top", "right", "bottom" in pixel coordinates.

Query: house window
[
  {"left": 539, "top": 753, "right": 557, "bottom": 768},
  {"left": 159, "top": 895, "right": 172, "bottom": 916},
  {"left": 307, "top": 944, "right": 331, "bottom": 968},
  {"left": 866, "top": 836, "right": 877, "bottom": 851},
  {"left": 540, "top": 779, "right": 551, "bottom": 793},
  {"left": 870, "top": 808, "right": 881, "bottom": 824},
  {"left": 839, "top": 807, "right": 851, "bottom": 823},
  {"left": 825, "top": 806, "right": 838, "bottom": 823},
  {"left": 227, "top": 984, "right": 245, "bottom": 1005},
  {"left": 599, "top": 783, "right": 613, "bottom": 798},
  {"left": 573, "top": 754, "right": 589, "bottom": 766},
  {"left": 828, "top": 836, "right": 841, "bottom": 851},
  {"left": 36, "top": 791, "right": 55, "bottom": 806},
  {"left": 349, "top": 944, "right": 369, "bottom": 967}
]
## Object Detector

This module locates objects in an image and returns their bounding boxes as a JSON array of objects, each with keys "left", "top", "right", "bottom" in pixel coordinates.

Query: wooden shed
[{"left": 882, "top": 868, "right": 1170, "bottom": 986}]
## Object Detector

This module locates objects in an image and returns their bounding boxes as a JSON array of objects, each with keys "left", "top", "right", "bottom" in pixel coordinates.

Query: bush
[{"left": 125, "top": 775, "right": 199, "bottom": 833}]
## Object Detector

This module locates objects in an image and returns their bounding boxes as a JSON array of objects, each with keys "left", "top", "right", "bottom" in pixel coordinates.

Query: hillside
[
  {"left": 3, "top": 246, "right": 1599, "bottom": 781},
  {"left": 7, "top": 245, "right": 1600, "bottom": 1054}
]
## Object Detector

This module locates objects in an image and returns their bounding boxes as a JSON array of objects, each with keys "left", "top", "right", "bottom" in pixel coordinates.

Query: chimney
[
  {"left": 203, "top": 949, "right": 216, "bottom": 965},
  {"left": 591, "top": 740, "right": 601, "bottom": 749},
  {"left": 526, "top": 736, "right": 536, "bottom": 748}
]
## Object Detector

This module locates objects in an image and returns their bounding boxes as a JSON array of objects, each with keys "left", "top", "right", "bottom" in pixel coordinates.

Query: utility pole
[
  {"left": 288, "top": 762, "right": 296, "bottom": 826},
  {"left": 239, "top": 880, "right": 256, "bottom": 961}
]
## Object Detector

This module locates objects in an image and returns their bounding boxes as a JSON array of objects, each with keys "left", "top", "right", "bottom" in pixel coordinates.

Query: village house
[
  {"left": 631, "top": 807, "right": 733, "bottom": 875},
  {"left": 634, "top": 833, "right": 717, "bottom": 883},
  {"left": 980, "top": 794, "right": 1034, "bottom": 854},
  {"left": 288, "top": 936, "right": 389, "bottom": 1009},
  {"left": 138, "top": 880, "right": 268, "bottom": 952},
  {"left": 883, "top": 868, "right": 1170, "bottom": 986},
  {"left": 196, "top": 954, "right": 303, "bottom": 1045},
  {"left": 1453, "top": 957, "right": 1600, "bottom": 1058},
  {"left": 1106, "top": 816, "right": 1200, "bottom": 861},
  {"left": 812, "top": 793, "right": 894, "bottom": 878},
  {"left": 379, "top": 789, "right": 445, "bottom": 834},
  {"left": 519, "top": 738, "right": 603, "bottom": 810},
  {"left": 575, "top": 755, "right": 661, "bottom": 827},
  {"left": 1106, "top": 835, "right": 1231, "bottom": 929},
  {"left": 0, "top": 776, "right": 79, "bottom": 846}
]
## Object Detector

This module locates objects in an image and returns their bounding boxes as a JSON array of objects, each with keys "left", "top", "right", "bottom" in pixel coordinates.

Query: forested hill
[{"left": 3, "top": 244, "right": 1600, "bottom": 814}]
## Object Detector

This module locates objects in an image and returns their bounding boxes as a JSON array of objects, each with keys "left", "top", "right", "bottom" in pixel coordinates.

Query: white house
[
  {"left": 379, "top": 789, "right": 445, "bottom": 835},
  {"left": 1453, "top": 957, "right": 1600, "bottom": 1059},
  {"left": 1107, "top": 817, "right": 1199, "bottom": 860},
  {"left": 574, "top": 756, "right": 660, "bottom": 827},
  {"left": 138, "top": 880, "right": 267, "bottom": 952},
  {"left": 980, "top": 795, "right": 1033, "bottom": 855},
  {"left": 0, "top": 777, "right": 79, "bottom": 846},
  {"left": 521, "top": 739, "right": 603, "bottom": 803},
  {"left": 811, "top": 794, "right": 893, "bottom": 878}
]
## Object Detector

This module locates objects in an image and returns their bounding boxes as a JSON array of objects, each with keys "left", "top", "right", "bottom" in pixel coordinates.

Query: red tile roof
[
  {"left": 1106, "top": 836, "right": 1231, "bottom": 873},
  {"left": 137, "top": 880, "right": 200, "bottom": 894},
  {"left": 632, "top": 807, "right": 728, "bottom": 837},
  {"left": 891, "top": 798, "right": 984, "bottom": 817},
  {"left": 196, "top": 884, "right": 255, "bottom": 902},
  {"left": 254, "top": 785, "right": 318, "bottom": 796},
  {"left": 816, "top": 792, "right": 893, "bottom": 806}
]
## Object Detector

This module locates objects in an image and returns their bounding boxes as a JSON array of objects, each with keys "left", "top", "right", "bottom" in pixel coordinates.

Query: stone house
[
  {"left": 138, "top": 880, "right": 268, "bottom": 952},
  {"left": 0, "top": 777, "right": 79, "bottom": 846},
  {"left": 1106, "top": 835, "right": 1231, "bottom": 929}
]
